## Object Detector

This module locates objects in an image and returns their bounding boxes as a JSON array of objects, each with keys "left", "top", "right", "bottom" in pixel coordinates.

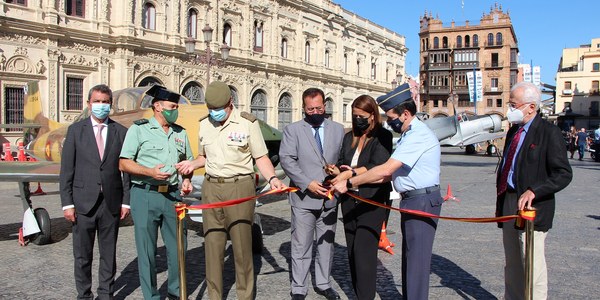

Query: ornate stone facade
[{"left": 0, "top": 0, "right": 406, "bottom": 140}]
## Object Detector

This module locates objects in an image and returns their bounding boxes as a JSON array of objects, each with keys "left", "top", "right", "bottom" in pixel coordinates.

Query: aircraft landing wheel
[
  {"left": 486, "top": 144, "right": 498, "bottom": 156},
  {"left": 252, "top": 214, "right": 263, "bottom": 254},
  {"left": 465, "top": 144, "right": 477, "bottom": 155},
  {"left": 31, "top": 208, "right": 52, "bottom": 245}
]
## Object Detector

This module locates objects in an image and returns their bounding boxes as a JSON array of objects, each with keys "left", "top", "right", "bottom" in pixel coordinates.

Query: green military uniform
[
  {"left": 120, "top": 116, "right": 193, "bottom": 300},
  {"left": 200, "top": 107, "right": 268, "bottom": 300}
]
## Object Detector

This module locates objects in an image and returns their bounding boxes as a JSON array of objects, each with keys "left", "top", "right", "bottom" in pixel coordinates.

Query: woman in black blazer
[{"left": 328, "top": 95, "right": 392, "bottom": 299}]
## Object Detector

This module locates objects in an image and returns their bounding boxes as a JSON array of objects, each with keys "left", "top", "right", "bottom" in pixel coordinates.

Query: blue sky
[{"left": 335, "top": 0, "right": 600, "bottom": 86}]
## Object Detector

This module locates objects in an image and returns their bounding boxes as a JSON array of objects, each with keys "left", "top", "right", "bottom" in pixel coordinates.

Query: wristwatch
[
  {"left": 351, "top": 169, "right": 357, "bottom": 177},
  {"left": 346, "top": 179, "right": 353, "bottom": 189}
]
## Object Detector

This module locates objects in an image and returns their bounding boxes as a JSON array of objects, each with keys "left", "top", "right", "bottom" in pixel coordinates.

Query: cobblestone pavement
[{"left": 0, "top": 148, "right": 598, "bottom": 299}]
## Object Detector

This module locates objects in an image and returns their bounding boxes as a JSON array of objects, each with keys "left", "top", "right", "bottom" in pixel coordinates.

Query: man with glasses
[
  {"left": 279, "top": 88, "right": 344, "bottom": 300},
  {"left": 175, "top": 81, "right": 285, "bottom": 300},
  {"left": 497, "top": 82, "right": 572, "bottom": 299}
]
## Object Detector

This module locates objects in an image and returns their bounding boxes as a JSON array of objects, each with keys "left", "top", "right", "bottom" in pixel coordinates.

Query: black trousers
[
  {"left": 72, "top": 194, "right": 120, "bottom": 300},
  {"left": 341, "top": 190, "right": 388, "bottom": 300}
]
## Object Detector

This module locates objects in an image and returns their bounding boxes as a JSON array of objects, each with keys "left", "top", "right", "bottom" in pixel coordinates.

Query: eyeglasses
[
  {"left": 305, "top": 106, "right": 325, "bottom": 113},
  {"left": 508, "top": 102, "right": 531, "bottom": 109}
]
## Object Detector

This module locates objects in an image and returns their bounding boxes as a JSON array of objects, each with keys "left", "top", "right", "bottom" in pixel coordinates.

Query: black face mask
[
  {"left": 304, "top": 113, "right": 326, "bottom": 126},
  {"left": 352, "top": 116, "right": 371, "bottom": 133},
  {"left": 387, "top": 118, "right": 403, "bottom": 133}
]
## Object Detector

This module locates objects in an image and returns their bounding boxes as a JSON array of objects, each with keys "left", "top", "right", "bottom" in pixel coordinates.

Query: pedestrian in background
[
  {"left": 119, "top": 85, "right": 194, "bottom": 300},
  {"left": 496, "top": 82, "right": 572, "bottom": 300},
  {"left": 328, "top": 95, "right": 392, "bottom": 299},
  {"left": 575, "top": 127, "right": 588, "bottom": 160},
  {"left": 60, "top": 84, "right": 130, "bottom": 300},
  {"left": 567, "top": 126, "right": 577, "bottom": 159},
  {"left": 279, "top": 88, "right": 345, "bottom": 300},
  {"left": 175, "top": 81, "right": 285, "bottom": 300}
]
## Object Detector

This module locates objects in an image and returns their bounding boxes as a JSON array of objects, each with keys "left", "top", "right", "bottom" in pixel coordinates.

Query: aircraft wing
[{"left": 0, "top": 161, "right": 60, "bottom": 182}]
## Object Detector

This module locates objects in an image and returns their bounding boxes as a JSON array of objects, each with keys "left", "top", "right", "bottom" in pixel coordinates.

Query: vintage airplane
[{"left": 0, "top": 81, "right": 284, "bottom": 249}]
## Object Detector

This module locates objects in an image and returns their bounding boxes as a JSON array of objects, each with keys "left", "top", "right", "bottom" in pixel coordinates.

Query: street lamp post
[{"left": 185, "top": 24, "right": 230, "bottom": 87}]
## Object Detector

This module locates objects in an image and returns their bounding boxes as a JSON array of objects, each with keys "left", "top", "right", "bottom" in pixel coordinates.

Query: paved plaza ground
[{"left": 0, "top": 148, "right": 598, "bottom": 299}]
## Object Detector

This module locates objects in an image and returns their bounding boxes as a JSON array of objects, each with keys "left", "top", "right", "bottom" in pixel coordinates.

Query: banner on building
[
  {"left": 467, "top": 71, "right": 483, "bottom": 103},
  {"left": 523, "top": 65, "right": 532, "bottom": 83},
  {"left": 533, "top": 66, "right": 541, "bottom": 86}
]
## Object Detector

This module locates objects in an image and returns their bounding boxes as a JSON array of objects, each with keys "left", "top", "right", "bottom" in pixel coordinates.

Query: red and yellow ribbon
[
  {"left": 345, "top": 191, "right": 534, "bottom": 224},
  {"left": 176, "top": 187, "right": 299, "bottom": 220}
]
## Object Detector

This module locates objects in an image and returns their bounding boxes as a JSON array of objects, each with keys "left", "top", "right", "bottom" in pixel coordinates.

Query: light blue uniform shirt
[
  {"left": 505, "top": 117, "right": 533, "bottom": 189},
  {"left": 391, "top": 118, "right": 441, "bottom": 193}
]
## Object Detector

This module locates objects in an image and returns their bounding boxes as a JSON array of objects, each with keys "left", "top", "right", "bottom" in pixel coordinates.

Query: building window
[
  {"left": 473, "top": 34, "right": 479, "bottom": 47},
  {"left": 324, "top": 50, "right": 330, "bottom": 68},
  {"left": 223, "top": 23, "right": 232, "bottom": 46},
  {"left": 465, "top": 35, "right": 470, "bottom": 47},
  {"left": 442, "top": 100, "right": 447, "bottom": 107},
  {"left": 510, "top": 71, "right": 517, "bottom": 86},
  {"left": 278, "top": 93, "right": 292, "bottom": 130},
  {"left": 491, "top": 78, "right": 499, "bottom": 91},
  {"left": 138, "top": 76, "right": 162, "bottom": 87},
  {"left": 251, "top": 90, "right": 267, "bottom": 122},
  {"left": 456, "top": 36, "right": 462, "bottom": 48},
  {"left": 6, "top": 0, "right": 27, "bottom": 5},
  {"left": 564, "top": 81, "right": 572, "bottom": 90},
  {"left": 433, "top": 100, "right": 438, "bottom": 107},
  {"left": 491, "top": 53, "right": 499, "bottom": 67},
  {"left": 187, "top": 9, "right": 197, "bottom": 38},
  {"left": 281, "top": 38, "right": 288, "bottom": 58},
  {"left": 66, "top": 0, "right": 85, "bottom": 17},
  {"left": 304, "top": 41, "right": 310, "bottom": 63},
  {"left": 356, "top": 60, "right": 361, "bottom": 76},
  {"left": 433, "top": 37, "right": 439, "bottom": 49},
  {"left": 66, "top": 77, "right": 84, "bottom": 111},
  {"left": 496, "top": 32, "right": 503, "bottom": 45},
  {"left": 593, "top": 63, "right": 600, "bottom": 72},
  {"left": 325, "top": 97, "right": 334, "bottom": 118},
  {"left": 343, "top": 103, "right": 348, "bottom": 121},
  {"left": 254, "top": 20, "right": 263, "bottom": 52},
  {"left": 442, "top": 36, "right": 448, "bottom": 48},
  {"left": 487, "top": 33, "right": 494, "bottom": 46},
  {"left": 343, "top": 53, "right": 348, "bottom": 73},
  {"left": 182, "top": 81, "right": 204, "bottom": 104},
  {"left": 371, "top": 62, "right": 376, "bottom": 80},
  {"left": 592, "top": 80, "right": 599, "bottom": 94},
  {"left": 487, "top": 98, "right": 493, "bottom": 107},
  {"left": 143, "top": 3, "right": 156, "bottom": 30},
  {"left": 496, "top": 99, "right": 503, "bottom": 107},
  {"left": 4, "top": 87, "right": 24, "bottom": 132}
]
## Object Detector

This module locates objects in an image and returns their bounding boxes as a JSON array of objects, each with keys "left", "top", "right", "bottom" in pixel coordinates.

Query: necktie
[
  {"left": 313, "top": 126, "right": 323, "bottom": 155},
  {"left": 498, "top": 127, "right": 524, "bottom": 195},
  {"left": 96, "top": 124, "right": 105, "bottom": 159}
]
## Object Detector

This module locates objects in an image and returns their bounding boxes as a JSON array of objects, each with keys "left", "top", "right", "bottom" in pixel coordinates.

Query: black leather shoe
[
  {"left": 167, "top": 293, "right": 180, "bottom": 300},
  {"left": 315, "top": 288, "right": 340, "bottom": 300},
  {"left": 291, "top": 293, "right": 306, "bottom": 300}
]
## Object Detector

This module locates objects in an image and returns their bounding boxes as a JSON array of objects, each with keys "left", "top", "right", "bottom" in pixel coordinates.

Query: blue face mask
[
  {"left": 387, "top": 118, "right": 403, "bottom": 133},
  {"left": 91, "top": 103, "right": 110, "bottom": 119},
  {"left": 209, "top": 108, "right": 227, "bottom": 122}
]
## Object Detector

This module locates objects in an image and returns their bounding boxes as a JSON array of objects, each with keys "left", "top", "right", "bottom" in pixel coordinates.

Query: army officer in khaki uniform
[
  {"left": 120, "top": 85, "right": 194, "bottom": 300},
  {"left": 176, "top": 81, "right": 285, "bottom": 300}
]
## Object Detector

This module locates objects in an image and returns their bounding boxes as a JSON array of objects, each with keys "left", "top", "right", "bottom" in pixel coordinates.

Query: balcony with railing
[
  {"left": 484, "top": 61, "right": 504, "bottom": 69},
  {"left": 429, "top": 86, "right": 451, "bottom": 95},
  {"left": 453, "top": 61, "right": 479, "bottom": 69},
  {"left": 454, "top": 85, "right": 469, "bottom": 94},
  {"left": 484, "top": 84, "right": 504, "bottom": 93},
  {"left": 428, "top": 62, "right": 451, "bottom": 70}
]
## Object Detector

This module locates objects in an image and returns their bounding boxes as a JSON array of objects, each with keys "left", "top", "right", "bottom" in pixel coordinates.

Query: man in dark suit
[
  {"left": 60, "top": 84, "right": 130, "bottom": 300},
  {"left": 279, "top": 88, "right": 345, "bottom": 300},
  {"left": 496, "top": 82, "right": 572, "bottom": 300}
]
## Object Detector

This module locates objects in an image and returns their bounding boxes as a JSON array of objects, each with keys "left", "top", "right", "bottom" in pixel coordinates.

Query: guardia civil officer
[
  {"left": 176, "top": 81, "right": 285, "bottom": 300},
  {"left": 119, "top": 85, "right": 194, "bottom": 300},
  {"left": 332, "top": 83, "right": 444, "bottom": 300}
]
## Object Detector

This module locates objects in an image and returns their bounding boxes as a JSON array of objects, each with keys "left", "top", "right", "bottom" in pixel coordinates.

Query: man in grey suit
[
  {"left": 60, "top": 84, "right": 130, "bottom": 300},
  {"left": 279, "top": 88, "right": 345, "bottom": 300}
]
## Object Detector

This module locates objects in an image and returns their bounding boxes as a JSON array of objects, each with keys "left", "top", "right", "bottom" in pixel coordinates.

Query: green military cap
[{"left": 205, "top": 81, "right": 231, "bottom": 108}]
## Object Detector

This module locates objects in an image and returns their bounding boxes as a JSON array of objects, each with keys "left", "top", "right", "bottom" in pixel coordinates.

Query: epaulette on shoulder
[
  {"left": 133, "top": 118, "right": 149, "bottom": 125},
  {"left": 240, "top": 111, "right": 257, "bottom": 122},
  {"left": 199, "top": 114, "right": 209, "bottom": 122}
]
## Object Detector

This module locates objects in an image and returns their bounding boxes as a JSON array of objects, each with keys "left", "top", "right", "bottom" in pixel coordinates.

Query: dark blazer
[
  {"left": 496, "top": 114, "right": 572, "bottom": 231},
  {"left": 337, "top": 126, "right": 393, "bottom": 200},
  {"left": 60, "top": 117, "right": 130, "bottom": 215}
]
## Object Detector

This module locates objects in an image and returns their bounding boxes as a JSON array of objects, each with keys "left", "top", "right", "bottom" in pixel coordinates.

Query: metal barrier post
[
  {"left": 175, "top": 203, "right": 188, "bottom": 299},
  {"left": 521, "top": 209, "right": 536, "bottom": 300}
]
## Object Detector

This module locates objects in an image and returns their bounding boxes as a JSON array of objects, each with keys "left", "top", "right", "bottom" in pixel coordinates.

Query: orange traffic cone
[
  {"left": 443, "top": 184, "right": 460, "bottom": 202},
  {"left": 3, "top": 142, "right": 14, "bottom": 161},
  {"left": 16, "top": 141, "right": 27, "bottom": 162},
  {"left": 379, "top": 221, "right": 395, "bottom": 255},
  {"left": 31, "top": 182, "right": 46, "bottom": 196}
]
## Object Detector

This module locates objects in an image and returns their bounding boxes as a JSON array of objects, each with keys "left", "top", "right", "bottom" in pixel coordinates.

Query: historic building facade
[
  {"left": 555, "top": 37, "right": 600, "bottom": 130},
  {"left": 418, "top": 3, "right": 518, "bottom": 118},
  {"left": 0, "top": 0, "right": 407, "bottom": 141}
]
